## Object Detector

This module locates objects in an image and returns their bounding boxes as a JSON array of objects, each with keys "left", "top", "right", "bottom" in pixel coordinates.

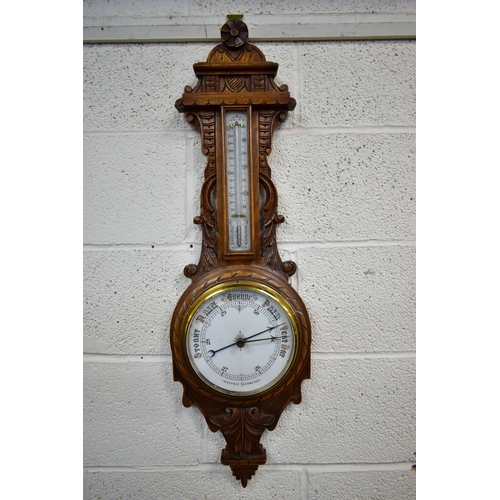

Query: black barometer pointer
[{"left": 207, "top": 323, "right": 285, "bottom": 357}]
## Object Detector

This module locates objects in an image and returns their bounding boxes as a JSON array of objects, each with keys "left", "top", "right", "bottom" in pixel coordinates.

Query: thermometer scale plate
[{"left": 225, "top": 110, "right": 251, "bottom": 252}]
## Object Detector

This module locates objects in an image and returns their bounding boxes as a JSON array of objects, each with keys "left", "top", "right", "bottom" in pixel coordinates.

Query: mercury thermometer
[{"left": 225, "top": 110, "right": 251, "bottom": 251}]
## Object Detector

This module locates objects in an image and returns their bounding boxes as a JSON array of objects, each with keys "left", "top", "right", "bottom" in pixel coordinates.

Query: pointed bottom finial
[{"left": 230, "top": 464, "right": 259, "bottom": 488}]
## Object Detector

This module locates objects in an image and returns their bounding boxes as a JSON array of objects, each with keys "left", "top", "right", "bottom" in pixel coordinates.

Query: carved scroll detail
[
  {"left": 187, "top": 174, "right": 218, "bottom": 278},
  {"left": 209, "top": 407, "right": 275, "bottom": 487},
  {"left": 191, "top": 111, "right": 217, "bottom": 179},
  {"left": 184, "top": 111, "right": 218, "bottom": 280},
  {"left": 210, "top": 407, "right": 275, "bottom": 457},
  {"left": 259, "top": 110, "right": 297, "bottom": 279}
]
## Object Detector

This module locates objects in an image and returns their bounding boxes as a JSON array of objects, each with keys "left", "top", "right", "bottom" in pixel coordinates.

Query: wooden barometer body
[{"left": 170, "top": 20, "right": 311, "bottom": 487}]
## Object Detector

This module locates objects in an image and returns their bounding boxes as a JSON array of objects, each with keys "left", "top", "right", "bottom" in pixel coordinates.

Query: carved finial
[{"left": 221, "top": 19, "right": 248, "bottom": 48}]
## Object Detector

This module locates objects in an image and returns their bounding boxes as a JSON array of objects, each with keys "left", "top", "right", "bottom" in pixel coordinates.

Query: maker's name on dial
[{"left": 223, "top": 379, "right": 262, "bottom": 386}]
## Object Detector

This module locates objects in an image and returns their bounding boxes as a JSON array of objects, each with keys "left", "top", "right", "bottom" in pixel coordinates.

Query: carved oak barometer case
[{"left": 170, "top": 20, "right": 311, "bottom": 487}]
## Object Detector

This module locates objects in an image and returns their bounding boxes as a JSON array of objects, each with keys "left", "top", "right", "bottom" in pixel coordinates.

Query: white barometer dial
[
  {"left": 225, "top": 110, "right": 251, "bottom": 252},
  {"left": 184, "top": 282, "right": 298, "bottom": 396}
]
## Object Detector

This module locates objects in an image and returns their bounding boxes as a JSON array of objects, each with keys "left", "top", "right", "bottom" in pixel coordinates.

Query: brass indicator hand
[{"left": 207, "top": 323, "right": 285, "bottom": 357}]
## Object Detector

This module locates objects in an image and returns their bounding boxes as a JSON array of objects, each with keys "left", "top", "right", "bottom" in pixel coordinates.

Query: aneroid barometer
[{"left": 170, "top": 19, "right": 311, "bottom": 487}]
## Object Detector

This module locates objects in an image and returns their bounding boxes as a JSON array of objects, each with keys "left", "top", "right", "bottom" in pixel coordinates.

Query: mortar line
[
  {"left": 83, "top": 129, "right": 189, "bottom": 137},
  {"left": 83, "top": 467, "right": 88, "bottom": 500},
  {"left": 82, "top": 125, "right": 415, "bottom": 136},
  {"left": 83, "top": 239, "right": 415, "bottom": 251},
  {"left": 313, "top": 351, "right": 415, "bottom": 360},
  {"left": 83, "top": 351, "right": 415, "bottom": 363},
  {"left": 84, "top": 462, "right": 414, "bottom": 474},
  {"left": 276, "top": 125, "right": 415, "bottom": 135},
  {"left": 300, "top": 467, "right": 309, "bottom": 500},
  {"left": 295, "top": 43, "right": 302, "bottom": 127},
  {"left": 83, "top": 354, "right": 172, "bottom": 363},
  {"left": 83, "top": 243, "right": 195, "bottom": 251},
  {"left": 283, "top": 462, "right": 414, "bottom": 472},
  {"left": 279, "top": 239, "right": 415, "bottom": 249}
]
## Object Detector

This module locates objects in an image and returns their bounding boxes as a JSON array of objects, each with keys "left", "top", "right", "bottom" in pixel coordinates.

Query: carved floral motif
[
  {"left": 210, "top": 407, "right": 275, "bottom": 488},
  {"left": 221, "top": 19, "right": 249, "bottom": 49}
]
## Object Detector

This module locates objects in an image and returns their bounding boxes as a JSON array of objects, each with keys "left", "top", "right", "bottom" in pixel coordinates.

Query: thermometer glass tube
[{"left": 225, "top": 110, "right": 251, "bottom": 251}]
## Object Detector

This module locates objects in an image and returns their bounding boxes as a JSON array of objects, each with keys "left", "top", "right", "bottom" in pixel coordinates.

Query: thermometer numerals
[{"left": 225, "top": 110, "right": 251, "bottom": 251}]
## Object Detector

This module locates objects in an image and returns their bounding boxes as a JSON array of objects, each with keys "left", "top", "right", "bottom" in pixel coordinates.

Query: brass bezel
[{"left": 180, "top": 280, "right": 300, "bottom": 397}]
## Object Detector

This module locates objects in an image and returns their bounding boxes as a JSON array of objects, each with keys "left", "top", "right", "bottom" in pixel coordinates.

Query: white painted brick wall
[
  {"left": 83, "top": 44, "right": 201, "bottom": 131},
  {"left": 307, "top": 470, "right": 416, "bottom": 500},
  {"left": 84, "top": 361, "right": 205, "bottom": 466},
  {"left": 83, "top": 133, "right": 188, "bottom": 244},
  {"left": 299, "top": 42, "right": 415, "bottom": 127},
  {"left": 83, "top": 0, "right": 416, "bottom": 18},
  {"left": 272, "top": 132, "right": 415, "bottom": 241},
  {"left": 298, "top": 246, "right": 415, "bottom": 352},
  {"left": 86, "top": 469, "right": 303, "bottom": 500},
  {"left": 83, "top": 1, "right": 416, "bottom": 498},
  {"left": 83, "top": 249, "right": 195, "bottom": 354}
]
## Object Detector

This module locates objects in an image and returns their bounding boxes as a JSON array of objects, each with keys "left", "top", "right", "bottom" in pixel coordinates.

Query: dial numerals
[{"left": 185, "top": 286, "right": 297, "bottom": 396}]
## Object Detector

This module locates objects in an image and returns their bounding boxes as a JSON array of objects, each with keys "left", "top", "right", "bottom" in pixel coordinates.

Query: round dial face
[{"left": 184, "top": 282, "right": 298, "bottom": 396}]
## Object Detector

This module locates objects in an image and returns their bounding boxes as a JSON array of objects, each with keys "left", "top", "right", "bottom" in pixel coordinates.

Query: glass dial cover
[{"left": 184, "top": 282, "right": 298, "bottom": 396}]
